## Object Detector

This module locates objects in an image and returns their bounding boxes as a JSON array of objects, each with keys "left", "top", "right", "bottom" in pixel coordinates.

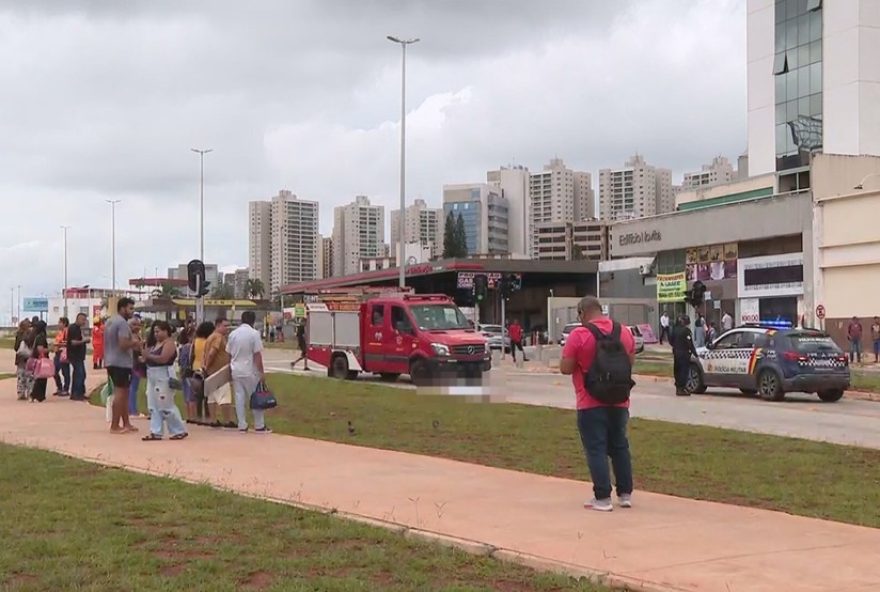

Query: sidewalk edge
[{"left": 17, "top": 441, "right": 683, "bottom": 592}]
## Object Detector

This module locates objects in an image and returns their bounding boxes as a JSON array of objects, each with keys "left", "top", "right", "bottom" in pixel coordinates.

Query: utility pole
[
  {"left": 191, "top": 148, "right": 213, "bottom": 262},
  {"left": 60, "top": 225, "right": 70, "bottom": 317},
  {"left": 386, "top": 35, "right": 420, "bottom": 289},
  {"left": 105, "top": 200, "right": 121, "bottom": 291}
]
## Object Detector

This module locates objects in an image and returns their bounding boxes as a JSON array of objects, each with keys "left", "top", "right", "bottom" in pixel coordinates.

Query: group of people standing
[
  {"left": 13, "top": 314, "right": 90, "bottom": 403},
  {"left": 100, "top": 299, "right": 271, "bottom": 440}
]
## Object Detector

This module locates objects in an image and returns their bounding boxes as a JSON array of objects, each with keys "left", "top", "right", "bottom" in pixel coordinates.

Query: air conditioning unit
[{"left": 639, "top": 263, "right": 654, "bottom": 276}]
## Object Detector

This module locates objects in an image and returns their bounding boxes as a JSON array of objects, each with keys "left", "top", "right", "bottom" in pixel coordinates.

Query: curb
[{"left": 14, "top": 442, "right": 677, "bottom": 592}]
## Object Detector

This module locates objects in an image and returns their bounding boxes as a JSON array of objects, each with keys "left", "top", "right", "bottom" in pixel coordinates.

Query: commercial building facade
[
  {"left": 332, "top": 195, "right": 385, "bottom": 276},
  {"left": 534, "top": 220, "right": 608, "bottom": 262},
  {"left": 747, "top": 0, "right": 880, "bottom": 175},
  {"left": 442, "top": 183, "right": 510, "bottom": 255},
  {"left": 487, "top": 165, "right": 530, "bottom": 257}
]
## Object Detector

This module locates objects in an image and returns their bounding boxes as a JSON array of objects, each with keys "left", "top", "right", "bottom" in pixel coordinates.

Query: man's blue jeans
[
  {"left": 70, "top": 359, "right": 86, "bottom": 400},
  {"left": 850, "top": 339, "right": 862, "bottom": 363},
  {"left": 53, "top": 352, "right": 70, "bottom": 393},
  {"left": 129, "top": 374, "right": 141, "bottom": 416},
  {"left": 577, "top": 406, "right": 633, "bottom": 500}
]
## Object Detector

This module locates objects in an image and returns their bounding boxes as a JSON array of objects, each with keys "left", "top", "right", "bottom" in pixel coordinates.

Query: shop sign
[
  {"left": 740, "top": 298, "right": 760, "bottom": 324},
  {"left": 457, "top": 272, "right": 521, "bottom": 290},
  {"left": 619, "top": 230, "right": 662, "bottom": 247},
  {"left": 656, "top": 272, "right": 687, "bottom": 303},
  {"left": 737, "top": 253, "right": 804, "bottom": 298},
  {"left": 686, "top": 243, "right": 738, "bottom": 282},
  {"left": 22, "top": 297, "right": 49, "bottom": 312}
]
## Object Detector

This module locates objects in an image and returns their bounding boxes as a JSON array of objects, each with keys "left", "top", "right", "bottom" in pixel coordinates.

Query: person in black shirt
[
  {"left": 289, "top": 321, "right": 310, "bottom": 371},
  {"left": 66, "top": 313, "right": 90, "bottom": 401},
  {"left": 671, "top": 315, "right": 698, "bottom": 397}
]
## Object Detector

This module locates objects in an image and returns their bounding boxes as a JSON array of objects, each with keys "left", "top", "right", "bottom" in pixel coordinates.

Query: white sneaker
[
  {"left": 584, "top": 497, "right": 613, "bottom": 512},
  {"left": 618, "top": 493, "right": 633, "bottom": 508}
]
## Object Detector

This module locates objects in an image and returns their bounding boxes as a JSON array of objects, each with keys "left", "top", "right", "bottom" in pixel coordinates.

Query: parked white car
[{"left": 479, "top": 324, "right": 511, "bottom": 352}]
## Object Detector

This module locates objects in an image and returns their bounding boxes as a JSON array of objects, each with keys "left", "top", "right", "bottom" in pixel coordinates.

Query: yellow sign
[{"left": 657, "top": 272, "right": 687, "bottom": 303}]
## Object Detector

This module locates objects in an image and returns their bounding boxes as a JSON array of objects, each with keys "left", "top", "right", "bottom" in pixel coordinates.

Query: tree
[
  {"left": 442, "top": 210, "right": 457, "bottom": 258},
  {"left": 453, "top": 213, "right": 468, "bottom": 257},
  {"left": 246, "top": 278, "right": 265, "bottom": 300},
  {"left": 152, "top": 283, "right": 182, "bottom": 298}
]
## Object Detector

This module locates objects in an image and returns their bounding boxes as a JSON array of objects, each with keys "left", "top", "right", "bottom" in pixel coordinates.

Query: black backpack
[{"left": 583, "top": 322, "right": 635, "bottom": 404}]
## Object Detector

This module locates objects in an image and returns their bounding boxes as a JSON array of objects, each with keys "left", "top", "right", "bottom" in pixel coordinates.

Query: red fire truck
[{"left": 306, "top": 289, "right": 490, "bottom": 385}]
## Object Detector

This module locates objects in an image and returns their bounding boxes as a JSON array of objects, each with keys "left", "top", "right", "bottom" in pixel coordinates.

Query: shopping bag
[
  {"left": 100, "top": 377, "right": 114, "bottom": 405},
  {"left": 249, "top": 381, "right": 278, "bottom": 410},
  {"left": 35, "top": 357, "right": 55, "bottom": 379}
]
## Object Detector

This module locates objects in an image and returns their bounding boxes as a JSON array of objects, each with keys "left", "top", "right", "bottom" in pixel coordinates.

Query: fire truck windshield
[{"left": 410, "top": 304, "right": 470, "bottom": 331}]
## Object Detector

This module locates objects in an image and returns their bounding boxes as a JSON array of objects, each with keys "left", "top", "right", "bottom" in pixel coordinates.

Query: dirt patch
[
  {"left": 160, "top": 563, "right": 185, "bottom": 577},
  {"left": 5, "top": 573, "right": 38, "bottom": 586},
  {"left": 240, "top": 570, "right": 273, "bottom": 590}
]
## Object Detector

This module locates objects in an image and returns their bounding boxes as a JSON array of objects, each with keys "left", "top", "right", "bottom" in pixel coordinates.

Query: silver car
[
  {"left": 479, "top": 324, "right": 510, "bottom": 352},
  {"left": 558, "top": 323, "right": 581, "bottom": 347}
]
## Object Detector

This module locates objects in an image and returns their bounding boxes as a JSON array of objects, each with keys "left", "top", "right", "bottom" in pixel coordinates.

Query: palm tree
[
  {"left": 246, "top": 279, "right": 265, "bottom": 300},
  {"left": 152, "top": 283, "right": 182, "bottom": 299}
]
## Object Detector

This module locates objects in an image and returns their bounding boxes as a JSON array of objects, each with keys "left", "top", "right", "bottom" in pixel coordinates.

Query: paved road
[{"left": 262, "top": 349, "right": 880, "bottom": 449}]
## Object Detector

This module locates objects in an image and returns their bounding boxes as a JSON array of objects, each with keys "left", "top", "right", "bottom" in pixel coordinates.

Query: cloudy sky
[{"left": 0, "top": 0, "right": 746, "bottom": 318}]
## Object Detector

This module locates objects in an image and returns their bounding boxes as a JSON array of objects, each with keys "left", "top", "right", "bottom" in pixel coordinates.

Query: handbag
[
  {"left": 25, "top": 357, "right": 39, "bottom": 376},
  {"left": 35, "top": 356, "right": 55, "bottom": 379},
  {"left": 249, "top": 381, "right": 278, "bottom": 410}
]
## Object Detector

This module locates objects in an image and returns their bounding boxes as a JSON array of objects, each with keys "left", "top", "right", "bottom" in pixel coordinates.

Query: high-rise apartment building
[
  {"left": 389, "top": 199, "right": 444, "bottom": 258},
  {"left": 747, "top": 0, "right": 880, "bottom": 176},
  {"left": 487, "top": 165, "right": 530, "bottom": 257},
  {"left": 442, "top": 183, "right": 509, "bottom": 255},
  {"left": 599, "top": 154, "right": 673, "bottom": 221},
  {"left": 332, "top": 195, "right": 385, "bottom": 276},
  {"left": 321, "top": 236, "right": 333, "bottom": 279},
  {"left": 528, "top": 159, "right": 594, "bottom": 256},
  {"left": 248, "top": 190, "right": 320, "bottom": 294},
  {"left": 682, "top": 156, "right": 736, "bottom": 190}
]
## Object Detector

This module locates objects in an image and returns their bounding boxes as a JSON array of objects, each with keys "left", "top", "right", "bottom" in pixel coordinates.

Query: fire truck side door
[{"left": 364, "top": 303, "right": 392, "bottom": 373}]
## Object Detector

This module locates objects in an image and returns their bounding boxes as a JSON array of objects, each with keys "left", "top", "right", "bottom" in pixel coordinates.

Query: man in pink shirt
[{"left": 560, "top": 296, "right": 636, "bottom": 512}]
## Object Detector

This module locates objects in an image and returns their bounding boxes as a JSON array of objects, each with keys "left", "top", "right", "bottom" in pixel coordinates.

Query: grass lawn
[
  {"left": 252, "top": 374, "right": 880, "bottom": 529},
  {"left": 0, "top": 444, "right": 604, "bottom": 592}
]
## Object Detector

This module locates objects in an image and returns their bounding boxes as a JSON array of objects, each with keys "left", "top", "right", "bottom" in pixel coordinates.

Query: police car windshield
[
  {"left": 410, "top": 305, "right": 469, "bottom": 331},
  {"left": 788, "top": 334, "right": 843, "bottom": 354}
]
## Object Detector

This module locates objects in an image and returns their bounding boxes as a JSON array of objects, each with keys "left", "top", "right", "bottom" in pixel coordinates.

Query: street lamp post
[
  {"left": 105, "top": 200, "right": 121, "bottom": 291},
  {"left": 191, "top": 148, "right": 213, "bottom": 262},
  {"left": 387, "top": 35, "right": 420, "bottom": 289},
  {"left": 60, "top": 225, "right": 70, "bottom": 317}
]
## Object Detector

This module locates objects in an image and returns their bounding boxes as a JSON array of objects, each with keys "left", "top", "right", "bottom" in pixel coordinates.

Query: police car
[{"left": 686, "top": 325, "right": 850, "bottom": 402}]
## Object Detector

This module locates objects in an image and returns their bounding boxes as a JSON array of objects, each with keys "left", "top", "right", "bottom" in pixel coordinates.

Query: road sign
[
  {"left": 816, "top": 304, "right": 826, "bottom": 319},
  {"left": 22, "top": 297, "right": 48, "bottom": 312}
]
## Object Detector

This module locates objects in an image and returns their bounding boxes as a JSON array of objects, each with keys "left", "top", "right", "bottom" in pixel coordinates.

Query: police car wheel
[
  {"left": 687, "top": 364, "right": 706, "bottom": 394},
  {"left": 817, "top": 389, "right": 844, "bottom": 403},
  {"left": 758, "top": 370, "right": 784, "bottom": 401}
]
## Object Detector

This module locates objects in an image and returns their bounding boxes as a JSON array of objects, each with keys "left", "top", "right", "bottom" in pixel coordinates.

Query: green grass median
[
  {"left": 259, "top": 374, "right": 880, "bottom": 529},
  {"left": 0, "top": 444, "right": 604, "bottom": 592}
]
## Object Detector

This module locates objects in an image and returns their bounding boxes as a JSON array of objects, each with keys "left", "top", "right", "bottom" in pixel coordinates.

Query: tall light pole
[
  {"left": 106, "top": 200, "right": 121, "bottom": 291},
  {"left": 191, "top": 148, "right": 213, "bottom": 262},
  {"left": 60, "top": 225, "right": 70, "bottom": 317},
  {"left": 16, "top": 284, "right": 21, "bottom": 322},
  {"left": 387, "top": 35, "right": 420, "bottom": 289},
  {"left": 9, "top": 288, "right": 14, "bottom": 325}
]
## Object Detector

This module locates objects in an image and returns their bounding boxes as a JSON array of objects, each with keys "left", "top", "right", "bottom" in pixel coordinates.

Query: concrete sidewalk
[{"left": 1, "top": 382, "right": 878, "bottom": 592}]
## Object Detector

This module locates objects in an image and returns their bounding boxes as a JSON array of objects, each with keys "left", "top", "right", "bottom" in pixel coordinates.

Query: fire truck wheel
[
  {"left": 329, "top": 354, "right": 349, "bottom": 380},
  {"left": 409, "top": 359, "right": 430, "bottom": 387}
]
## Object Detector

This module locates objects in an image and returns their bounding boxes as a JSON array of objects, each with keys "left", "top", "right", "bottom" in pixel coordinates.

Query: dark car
[{"left": 687, "top": 325, "right": 850, "bottom": 402}]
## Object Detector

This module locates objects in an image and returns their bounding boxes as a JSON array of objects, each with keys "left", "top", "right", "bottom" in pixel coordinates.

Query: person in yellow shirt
[{"left": 187, "top": 321, "right": 213, "bottom": 424}]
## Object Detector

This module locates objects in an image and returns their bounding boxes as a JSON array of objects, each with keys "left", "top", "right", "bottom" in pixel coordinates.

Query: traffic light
[
  {"left": 187, "top": 259, "right": 205, "bottom": 292},
  {"left": 474, "top": 275, "right": 488, "bottom": 302},
  {"left": 198, "top": 281, "right": 211, "bottom": 298},
  {"left": 499, "top": 273, "right": 519, "bottom": 298}
]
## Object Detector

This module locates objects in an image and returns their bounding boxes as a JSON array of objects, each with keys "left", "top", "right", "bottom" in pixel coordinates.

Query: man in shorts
[
  {"left": 105, "top": 297, "right": 140, "bottom": 434},
  {"left": 203, "top": 316, "right": 235, "bottom": 428}
]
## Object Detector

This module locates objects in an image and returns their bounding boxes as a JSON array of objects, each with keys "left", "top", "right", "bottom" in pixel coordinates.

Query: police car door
[{"left": 704, "top": 330, "right": 753, "bottom": 387}]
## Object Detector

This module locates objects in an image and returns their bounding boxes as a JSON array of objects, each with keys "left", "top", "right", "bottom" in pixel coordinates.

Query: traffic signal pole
[
  {"left": 195, "top": 275, "right": 205, "bottom": 324},
  {"left": 500, "top": 294, "right": 506, "bottom": 361}
]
